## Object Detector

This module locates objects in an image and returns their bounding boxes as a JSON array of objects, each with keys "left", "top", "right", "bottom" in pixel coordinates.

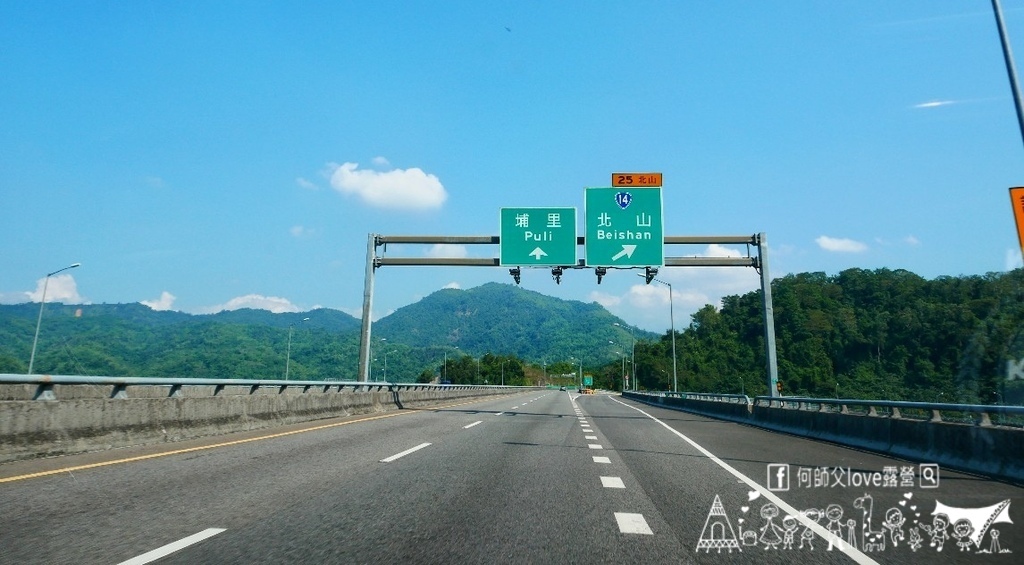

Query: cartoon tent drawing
[
  {"left": 932, "top": 500, "right": 1012, "bottom": 549},
  {"left": 697, "top": 495, "right": 742, "bottom": 553}
]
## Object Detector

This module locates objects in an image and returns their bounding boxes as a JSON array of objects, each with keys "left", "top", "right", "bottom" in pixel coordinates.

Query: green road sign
[
  {"left": 500, "top": 207, "right": 577, "bottom": 266},
  {"left": 583, "top": 375, "right": 594, "bottom": 387},
  {"left": 584, "top": 187, "right": 664, "bottom": 267}
]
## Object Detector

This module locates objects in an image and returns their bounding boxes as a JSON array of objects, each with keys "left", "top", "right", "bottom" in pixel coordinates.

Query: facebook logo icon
[{"left": 767, "top": 464, "right": 790, "bottom": 491}]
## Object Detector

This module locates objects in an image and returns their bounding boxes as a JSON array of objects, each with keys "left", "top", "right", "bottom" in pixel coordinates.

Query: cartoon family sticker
[{"left": 695, "top": 492, "right": 1013, "bottom": 555}]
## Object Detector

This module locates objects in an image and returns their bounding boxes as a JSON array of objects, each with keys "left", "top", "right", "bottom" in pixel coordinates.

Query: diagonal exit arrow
[
  {"left": 611, "top": 244, "right": 637, "bottom": 261},
  {"left": 529, "top": 247, "right": 548, "bottom": 260}
]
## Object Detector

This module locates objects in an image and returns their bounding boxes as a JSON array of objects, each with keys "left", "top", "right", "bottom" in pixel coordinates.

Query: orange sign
[
  {"left": 612, "top": 172, "right": 662, "bottom": 187},
  {"left": 1011, "top": 187, "right": 1024, "bottom": 254}
]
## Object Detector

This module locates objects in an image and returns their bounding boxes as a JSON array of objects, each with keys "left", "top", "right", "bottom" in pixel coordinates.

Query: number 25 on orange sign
[{"left": 612, "top": 173, "right": 662, "bottom": 187}]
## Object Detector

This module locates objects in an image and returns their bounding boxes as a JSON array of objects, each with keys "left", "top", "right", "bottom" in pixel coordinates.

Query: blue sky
[{"left": 3, "top": 1, "right": 1024, "bottom": 333}]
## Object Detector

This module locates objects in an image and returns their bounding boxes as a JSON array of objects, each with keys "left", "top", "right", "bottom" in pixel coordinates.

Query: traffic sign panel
[
  {"left": 612, "top": 172, "right": 662, "bottom": 187},
  {"left": 584, "top": 187, "right": 663, "bottom": 267},
  {"left": 500, "top": 207, "right": 577, "bottom": 266}
]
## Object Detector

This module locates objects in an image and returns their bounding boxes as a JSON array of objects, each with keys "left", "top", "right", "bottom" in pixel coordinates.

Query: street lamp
[
  {"left": 641, "top": 273, "right": 677, "bottom": 393},
  {"left": 285, "top": 317, "right": 310, "bottom": 380},
  {"left": 383, "top": 349, "right": 396, "bottom": 382},
  {"left": 28, "top": 262, "right": 80, "bottom": 375},
  {"left": 614, "top": 322, "right": 635, "bottom": 391},
  {"left": 609, "top": 341, "right": 626, "bottom": 391}
]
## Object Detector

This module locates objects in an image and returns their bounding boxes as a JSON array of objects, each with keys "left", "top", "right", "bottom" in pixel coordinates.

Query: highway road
[{"left": 1, "top": 391, "right": 1021, "bottom": 564}]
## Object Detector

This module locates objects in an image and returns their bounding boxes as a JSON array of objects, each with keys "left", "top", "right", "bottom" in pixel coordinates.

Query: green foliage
[{"left": 610, "top": 268, "right": 1024, "bottom": 404}]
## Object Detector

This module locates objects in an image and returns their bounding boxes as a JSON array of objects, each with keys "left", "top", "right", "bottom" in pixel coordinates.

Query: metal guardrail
[
  {"left": 644, "top": 391, "right": 1024, "bottom": 428},
  {"left": 0, "top": 374, "right": 529, "bottom": 401}
]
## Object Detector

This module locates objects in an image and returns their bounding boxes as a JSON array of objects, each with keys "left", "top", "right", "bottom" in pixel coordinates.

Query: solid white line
[
  {"left": 610, "top": 397, "right": 878, "bottom": 564},
  {"left": 380, "top": 442, "right": 431, "bottom": 463},
  {"left": 463, "top": 421, "right": 482, "bottom": 429},
  {"left": 593, "top": 456, "right": 611, "bottom": 464},
  {"left": 588, "top": 444, "right": 603, "bottom": 450},
  {"left": 601, "top": 476, "right": 625, "bottom": 489},
  {"left": 116, "top": 528, "right": 226, "bottom": 565},
  {"left": 614, "top": 513, "right": 653, "bottom": 535}
]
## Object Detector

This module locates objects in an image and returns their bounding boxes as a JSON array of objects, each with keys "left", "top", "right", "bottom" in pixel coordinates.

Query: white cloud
[
  {"left": 816, "top": 236, "right": 868, "bottom": 253},
  {"left": 443, "top": 281, "right": 461, "bottom": 289},
  {"left": 1006, "top": 248, "right": 1023, "bottom": 271},
  {"left": 589, "top": 290, "right": 623, "bottom": 308},
  {"left": 917, "top": 99, "right": 954, "bottom": 108},
  {"left": 904, "top": 235, "right": 921, "bottom": 246},
  {"left": 913, "top": 100, "right": 956, "bottom": 109},
  {"left": 27, "top": 274, "right": 83, "bottom": 303},
  {"left": 425, "top": 244, "right": 468, "bottom": 258},
  {"left": 296, "top": 177, "right": 317, "bottom": 190},
  {"left": 328, "top": 161, "right": 447, "bottom": 210},
  {"left": 141, "top": 291, "right": 176, "bottom": 311},
  {"left": 290, "top": 225, "right": 314, "bottom": 238},
  {"left": 206, "top": 294, "right": 301, "bottom": 314},
  {"left": 372, "top": 156, "right": 391, "bottom": 167}
]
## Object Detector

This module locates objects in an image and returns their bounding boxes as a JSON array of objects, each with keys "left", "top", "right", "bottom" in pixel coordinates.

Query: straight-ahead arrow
[
  {"left": 611, "top": 245, "right": 637, "bottom": 261},
  {"left": 530, "top": 247, "right": 548, "bottom": 260}
]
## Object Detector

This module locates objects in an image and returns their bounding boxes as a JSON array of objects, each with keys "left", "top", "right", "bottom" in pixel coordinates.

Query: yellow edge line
[{"left": 0, "top": 395, "right": 495, "bottom": 484}]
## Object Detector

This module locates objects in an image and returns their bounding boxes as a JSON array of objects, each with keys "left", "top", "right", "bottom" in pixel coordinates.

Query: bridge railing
[
  {"left": 753, "top": 396, "right": 1024, "bottom": 427},
  {"left": 649, "top": 389, "right": 1024, "bottom": 428},
  {"left": 0, "top": 374, "right": 524, "bottom": 401}
]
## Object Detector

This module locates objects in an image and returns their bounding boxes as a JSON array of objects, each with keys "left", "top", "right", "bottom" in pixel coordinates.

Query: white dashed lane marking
[
  {"left": 585, "top": 435, "right": 598, "bottom": 440},
  {"left": 615, "top": 513, "right": 653, "bottom": 535},
  {"left": 463, "top": 421, "right": 482, "bottom": 429},
  {"left": 380, "top": 442, "right": 431, "bottom": 463},
  {"left": 588, "top": 444, "right": 603, "bottom": 450},
  {"left": 116, "top": 528, "right": 226, "bottom": 565},
  {"left": 600, "top": 476, "right": 625, "bottom": 489},
  {"left": 593, "top": 456, "right": 611, "bottom": 464}
]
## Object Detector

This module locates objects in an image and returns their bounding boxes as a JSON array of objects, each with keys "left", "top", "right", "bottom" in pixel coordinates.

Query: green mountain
[
  {"left": 0, "top": 285, "right": 642, "bottom": 381},
  {"left": 373, "top": 282, "right": 652, "bottom": 363}
]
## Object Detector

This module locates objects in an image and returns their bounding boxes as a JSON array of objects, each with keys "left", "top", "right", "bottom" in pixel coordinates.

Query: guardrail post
[
  {"left": 930, "top": 409, "right": 942, "bottom": 423},
  {"left": 168, "top": 384, "right": 182, "bottom": 398},
  {"left": 110, "top": 384, "right": 128, "bottom": 399},
  {"left": 890, "top": 407, "right": 902, "bottom": 419},
  {"left": 33, "top": 383, "right": 56, "bottom": 401},
  {"left": 978, "top": 411, "right": 993, "bottom": 427}
]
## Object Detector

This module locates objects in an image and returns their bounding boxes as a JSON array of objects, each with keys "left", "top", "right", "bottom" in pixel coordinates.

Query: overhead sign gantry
[{"left": 357, "top": 172, "right": 780, "bottom": 398}]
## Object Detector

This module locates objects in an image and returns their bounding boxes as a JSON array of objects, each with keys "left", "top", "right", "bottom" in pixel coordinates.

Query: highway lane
[
  {"left": 579, "top": 394, "right": 1024, "bottom": 564},
  {"left": 1, "top": 391, "right": 1021, "bottom": 564}
]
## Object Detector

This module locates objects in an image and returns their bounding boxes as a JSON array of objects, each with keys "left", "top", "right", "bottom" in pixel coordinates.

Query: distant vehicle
[
  {"left": 440, "top": 380, "right": 452, "bottom": 385},
  {"left": 559, "top": 386, "right": 566, "bottom": 391}
]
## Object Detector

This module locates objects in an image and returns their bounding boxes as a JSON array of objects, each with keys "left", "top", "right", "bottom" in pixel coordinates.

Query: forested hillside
[
  {"left": 0, "top": 284, "right": 643, "bottom": 382},
  {"left": 619, "top": 268, "right": 1024, "bottom": 404},
  {"left": 4, "top": 270, "right": 1023, "bottom": 404}
]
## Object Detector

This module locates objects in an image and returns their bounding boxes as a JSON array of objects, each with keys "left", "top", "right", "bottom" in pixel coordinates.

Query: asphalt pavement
[{"left": 1, "top": 391, "right": 1020, "bottom": 564}]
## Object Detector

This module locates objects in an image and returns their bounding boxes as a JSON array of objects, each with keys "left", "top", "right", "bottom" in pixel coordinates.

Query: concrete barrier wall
[
  {"left": 0, "top": 387, "right": 527, "bottom": 464},
  {"left": 626, "top": 392, "right": 1024, "bottom": 484}
]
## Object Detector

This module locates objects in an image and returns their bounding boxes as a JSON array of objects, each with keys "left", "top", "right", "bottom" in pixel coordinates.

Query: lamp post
[
  {"left": 614, "top": 322, "right": 636, "bottom": 391},
  {"left": 501, "top": 360, "right": 508, "bottom": 386},
  {"left": 28, "top": 262, "right": 80, "bottom": 375},
  {"left": 641, "top": 274, "right": 678, "bottom": 393},
  {"left": 284, "top": 317, "right": 309, "bottom": 380}
]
